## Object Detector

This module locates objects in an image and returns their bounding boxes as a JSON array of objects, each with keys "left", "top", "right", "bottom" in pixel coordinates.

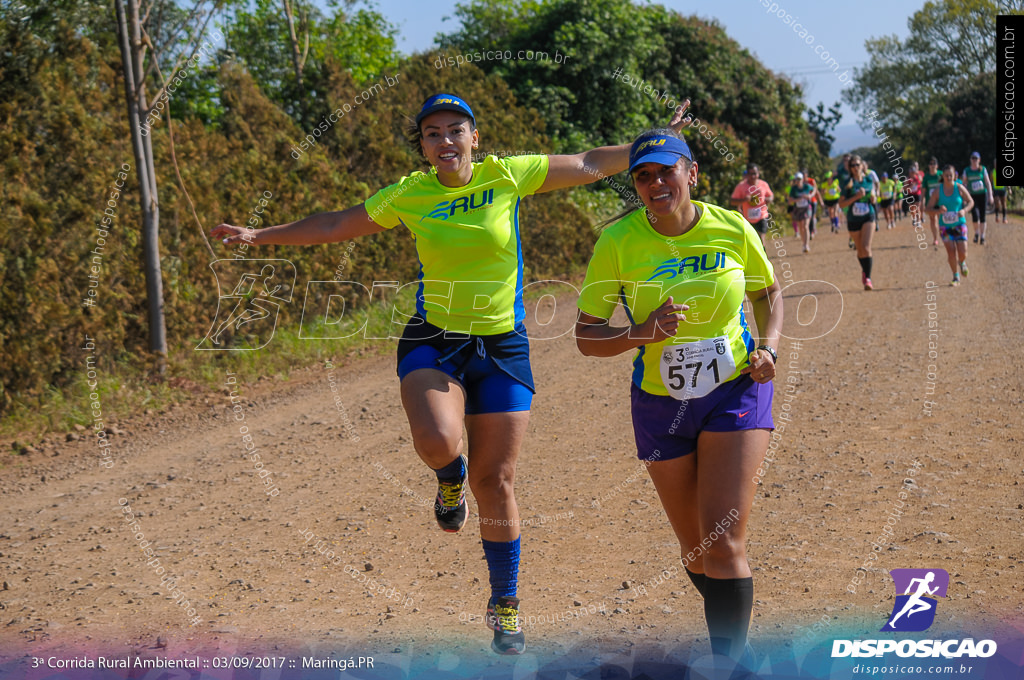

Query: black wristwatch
[{"left": 756, "top": 345, "right": 777, "bottom": 364}]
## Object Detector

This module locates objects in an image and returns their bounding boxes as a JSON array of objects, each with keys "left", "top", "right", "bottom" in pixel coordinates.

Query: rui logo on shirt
[
  {"left": 422, "top": 189, "right": 496, "bottom": 222},
  {"left": 646, "top": 252, "right": 727, "bottom": 281}
]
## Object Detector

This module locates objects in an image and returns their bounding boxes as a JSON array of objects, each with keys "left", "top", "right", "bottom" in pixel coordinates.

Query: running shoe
[
  {"left": 803, "top": 245, "right": 810, "bottom": 253},
  {"left": 980, "top": 237, "right": 986, "bottom": 245},
  {"left": 960, "top": 261, "right": 969, "bottom": 277},
  {"left": 487, "top": 596, "right": 526, "bottom": 655},
  {"left": 862, "top": 273, "right": 873, "bottom": 291},
  {"left": 951, "top": 273, "right": 961, "bottom": 287},
  {"left": 434, "top": 455, "right": 468, "bottom": 532},
  {"left": 848, "top": 239, "right": 855, "bottom": 249},
  {"left": 974, "top": 233, "right": 979, "bottom": 243}
]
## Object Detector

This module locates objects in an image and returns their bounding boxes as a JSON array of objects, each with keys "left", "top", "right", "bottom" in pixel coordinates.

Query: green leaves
[
  {"left": 807, "top": 101, "right": 843, "bottom": 157},
  {"left": 224, "top": 0, "right": 400, "bottom": 124},
  {"left": 438, "top": 0, "right": 825, "bottom": 203},
  {"left": 844, "top": 0, "right": 1005, "bottom": 161}
]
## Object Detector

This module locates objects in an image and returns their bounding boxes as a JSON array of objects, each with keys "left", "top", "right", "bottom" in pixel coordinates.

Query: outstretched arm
[
  {"left": 536, "top": 100, "right": 690, "bottom": 194},
  {"left": 210, "top": 204, "right": 386, "bottom": 247}
]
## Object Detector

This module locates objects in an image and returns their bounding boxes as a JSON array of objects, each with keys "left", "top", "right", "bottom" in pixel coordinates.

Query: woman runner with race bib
[
  {"left": 574, "top": 128, "right": 783, "bottom": 672},
  {"left": 926, "top": 164, "right": 975, "bottom": 286},
  {"left": 729, "top": 163, "right": 774, "bottom": 250},
  {"left": 212, "top": 94, "right": 691, "bottom": 656},
  {"left": 837, "top": 154, "right": 877, "bottom": 290},
  {"left": 821, "top": 171, "right": 842, "bottom": 233},
  {"left": 961, "top": 152, "right": 993, "bottom": 245},
  {"left": 787, "top": 172, "right": 817, "bottom": 252}
]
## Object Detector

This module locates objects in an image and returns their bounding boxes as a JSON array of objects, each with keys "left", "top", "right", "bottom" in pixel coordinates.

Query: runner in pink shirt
[{"left": 730, "top": 163, "right": 774, "bottom": 249}]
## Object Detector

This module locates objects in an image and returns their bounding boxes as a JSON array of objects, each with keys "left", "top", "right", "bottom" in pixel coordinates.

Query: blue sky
[{"left": 343, "top": 0, "right": 922, "bottom": 151}]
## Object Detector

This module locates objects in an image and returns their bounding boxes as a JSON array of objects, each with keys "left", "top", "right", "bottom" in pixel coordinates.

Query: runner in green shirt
[
  {"left": 922, "top": 158, "right": 943, "bottom": 246},
  {"left": 961, "top": 152, "right": 993, "bottom": 244}
]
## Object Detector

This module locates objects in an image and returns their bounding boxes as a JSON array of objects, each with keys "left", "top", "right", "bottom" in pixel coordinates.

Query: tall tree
[
  {"left": 843, "top": 0, "right": 1006, "bottom": 159},
  {"left": 113, "top": 0, "right": 224, "bottom": 374},
  {"left": 437, "top": 0, "right": 825, "bottom": 204},
  {"left": 224, "top": 0, "right": 399, "bottom": 124}
]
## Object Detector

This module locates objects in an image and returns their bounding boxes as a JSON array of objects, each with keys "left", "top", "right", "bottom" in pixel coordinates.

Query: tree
[
  {"left": 114, "top": 0, "right": 248, "bottom": 374},
  {"left": 437, "top": 0, "right": 826, "bottom": 204},
  {"left": 114, "top": 1, "right": 223, "bottom": 373},
  {"left": 223, "top": 0, "right": 400, "bottom": 125},
  {"left": 807, "top": 101, "right": 842, "bottom": 157},
  {"left": 843, "top": 0, "right": 1007, "bottom": 160},
  {"left": 921, "top": 72, "right": 997, "bottom": 163}
]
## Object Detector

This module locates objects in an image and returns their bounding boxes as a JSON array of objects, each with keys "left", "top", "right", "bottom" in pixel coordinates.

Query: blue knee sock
[
  {"left": 433, "top": 456, "right": 465, "bottom": 482},
  {"left": 482, "top": 537, "right": 520, "bottom": 600}
]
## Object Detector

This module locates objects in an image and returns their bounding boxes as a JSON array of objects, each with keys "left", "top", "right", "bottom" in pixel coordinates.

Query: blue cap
[
  {"left": 628, "top": 134, "right": 693, "bottom": 172},
  {"left": 970, "top": 151, "right": 980, "bottom": 159},
  {"left": 416, "top": 94, "right": 475, "bottom": 127}
]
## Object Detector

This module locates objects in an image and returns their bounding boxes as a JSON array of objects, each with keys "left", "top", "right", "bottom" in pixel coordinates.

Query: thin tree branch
[
  {"left": 142, "top": 9, "right": 217, "bottom": 117},
  {"left": 151, "top": 57, "right": 217, "bottom": 261},
  {"left": 282, "top": 0, "right": 305, "bottom": 84}
]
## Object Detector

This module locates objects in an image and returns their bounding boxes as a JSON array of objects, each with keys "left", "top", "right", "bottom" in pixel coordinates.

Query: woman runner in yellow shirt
[
  {"left": 212, "top": 93, "right": 690, "bottom": 655},
  {"left": 575, "top": 128, "right": 783, "bottom": 671}
]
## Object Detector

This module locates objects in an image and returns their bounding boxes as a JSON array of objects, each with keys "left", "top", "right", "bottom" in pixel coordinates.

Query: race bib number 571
[{"left": 660, "top": 336, "right": 736, "bottom": 400}]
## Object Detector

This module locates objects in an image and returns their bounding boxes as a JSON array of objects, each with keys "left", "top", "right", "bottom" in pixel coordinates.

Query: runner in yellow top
[
  {"left": 821, "top": 171, "right": 842, "bottom": 233},
  {"left": 575, "top": 129, "right": 783, "bottom": 672},
  {"left": 992, "top": 161, "right": 1009, "bottom": 224},
  {"left": 895, "top": 175, "right": 907, "bottom": 222},
  {"left": 878, "top": 172, "right": 897, "bottom": 230},
  {"left": 212, "top": 93, "right": 691, "bottom": 656},
  {"left": 365, "top": 154, "right": 548, "bottom": 334}
]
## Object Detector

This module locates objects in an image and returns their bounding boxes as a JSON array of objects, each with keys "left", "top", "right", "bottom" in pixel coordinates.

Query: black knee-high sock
[
  {"left": 858, "top": 256, "right": 872, "bottom": 278},
  {"left": 703, "top": 576, "right": 754, "bottom": 659},
  {"left": 686, "top": 568, "right": 708, "bottom": 598}
]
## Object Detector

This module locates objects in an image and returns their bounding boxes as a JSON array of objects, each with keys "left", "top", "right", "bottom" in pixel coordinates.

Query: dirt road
[{"left": 1, "top": 215, "right": 1022, "bottom": 678}]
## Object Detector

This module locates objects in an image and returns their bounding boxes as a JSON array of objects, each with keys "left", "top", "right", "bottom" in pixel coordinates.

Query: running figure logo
[
  {"left": 881, "top": 568, "right": 949, "bottom": 632},
  {"left": 197, "top": 259, "right": 295, "bottom": 351}
]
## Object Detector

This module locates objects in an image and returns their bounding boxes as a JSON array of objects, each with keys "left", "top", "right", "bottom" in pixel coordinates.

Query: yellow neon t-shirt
[
  {"left": 577, "top": 202, "right": 775, "bottom": 396},
  {"left": 365, "top": 155, "right": 549, "bottom": 335}
]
